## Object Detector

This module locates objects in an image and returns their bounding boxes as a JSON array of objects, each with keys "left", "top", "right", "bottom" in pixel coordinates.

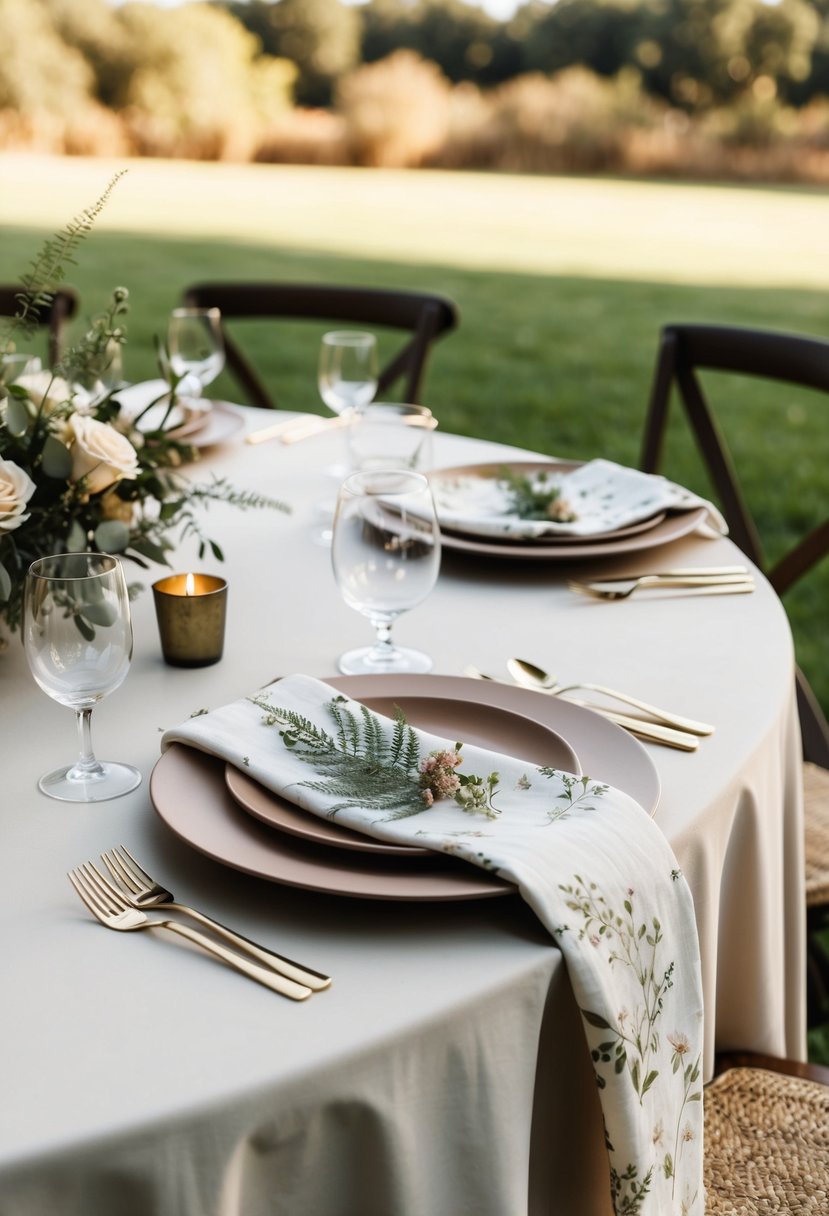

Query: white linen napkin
[
  {"left": 163, "top": 674, "right": 704, "bottom": 1215},
  {"left": 432, "top": 458, "right": 727, "bottom": 539}
]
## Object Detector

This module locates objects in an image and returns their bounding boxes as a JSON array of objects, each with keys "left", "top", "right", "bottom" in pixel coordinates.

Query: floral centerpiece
[{"left": 0, "top": 174, "right": 287, "bottom": 635}]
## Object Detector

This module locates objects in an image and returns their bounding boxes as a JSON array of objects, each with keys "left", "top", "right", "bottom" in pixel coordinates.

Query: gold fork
[
  {"left": 68, "top": 862, "right": 313, "bottom": 1000},
  {"left": 568, "top": 575, "right": 755, "bottom": 601},
  {"left": 101, "top": 845, "right": 330, "bottom": 991}
]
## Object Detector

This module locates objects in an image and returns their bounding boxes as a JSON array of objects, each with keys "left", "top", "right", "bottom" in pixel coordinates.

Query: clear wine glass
[
  {"left": 331, "top": 469, "right": 441, "bottom": 674},
  {"left": 23, "top": 553, "right": 141, "bottom": 802},
  {"left": 312, "top": 330, "right": 380, "bottom": 543},
  {"left": 318, "top": 331, "right": 378, "bottom": 419},
  {"left": 167, "top": 308, "right": 225, "bottom": 394}
]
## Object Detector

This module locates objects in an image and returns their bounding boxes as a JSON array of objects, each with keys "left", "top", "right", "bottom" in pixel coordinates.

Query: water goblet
[
  {"left": 312, "top": 330, "right": 379, "bottom": 543},
  {"left": 23, "top": 553, "right": 141, "bottom": 802},
  {"left": 347, "top": 403, "right": 437, "bottom": 473},
  {"left": 331, "top": 469, "right": 441, "bottom": 674},
  {"left": 167, "top": 307, "right": 225, "bottom": 394},
  {"left": 318, "top": 330, "right": 378, "bottom": 419}
]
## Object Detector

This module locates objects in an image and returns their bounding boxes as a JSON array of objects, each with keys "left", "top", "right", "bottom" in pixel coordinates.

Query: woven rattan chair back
[
  {"left": 0, "top": 285, "right": 79, "bottom": 367},
  {"left": 704, "top": 1054, "right": 829, "bottom": 1213},
  {"left": 641, "top": 323, "right": 829, "bottom": 768},
  {"left": 181, "top": 282, "right": 459, "bottom": 411}
]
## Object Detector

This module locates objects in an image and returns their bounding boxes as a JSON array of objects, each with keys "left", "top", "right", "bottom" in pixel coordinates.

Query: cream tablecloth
[{"left": 0, "top": 408, "right": 805, "bottom": 1216}]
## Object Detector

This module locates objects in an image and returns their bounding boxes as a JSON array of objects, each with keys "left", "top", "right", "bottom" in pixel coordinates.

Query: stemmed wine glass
[
  {"left": 331, "top": 469, "right": 441, "bottom": 674},
  {"left": 312, "top": 330, "right": 379, "bottom": 543},
  {"left": 318, "top": 331, "right": 378, "bottom": 420},
  {"left": 167, "top": 308, "right": 225, "bottom": 395},
  {"left": 23, "top": 553, "right": 141, "bottom": 802}
]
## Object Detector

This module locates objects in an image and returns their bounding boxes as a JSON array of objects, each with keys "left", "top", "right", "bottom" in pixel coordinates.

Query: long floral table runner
[{"left": 163, "top": 674, "right": 704, "bottom": 1215}]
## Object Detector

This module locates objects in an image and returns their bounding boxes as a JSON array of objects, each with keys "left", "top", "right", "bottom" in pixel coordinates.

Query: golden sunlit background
[{"left": 3, "top": 0, "right": 829, "bottom": 173}]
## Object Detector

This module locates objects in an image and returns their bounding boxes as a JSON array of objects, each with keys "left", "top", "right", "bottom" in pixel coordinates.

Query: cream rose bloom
[
  {"left": 0, "top": 458, "right": 37, "bottom": 532},
  {"left": 16, "top": 371, "right": 80, "bottom": 416},
  {"left": 69, "top": 415, "right": 140, "bottom": 495}
]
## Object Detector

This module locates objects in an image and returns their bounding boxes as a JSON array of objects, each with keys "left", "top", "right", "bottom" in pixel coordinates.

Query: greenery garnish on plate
[
  {"left": 252, "top": 693, "right": 502, "bottom": 820},
  {"left": 498, "top": 466, "right": 577, "bottom": 522}
]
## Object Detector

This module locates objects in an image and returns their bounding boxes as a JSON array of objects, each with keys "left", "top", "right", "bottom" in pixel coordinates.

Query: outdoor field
[{"left": 2, "top": 154, "right": 828, "bottom": 712}]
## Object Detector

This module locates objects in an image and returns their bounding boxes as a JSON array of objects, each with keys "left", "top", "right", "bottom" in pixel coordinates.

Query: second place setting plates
[
  {"left": 150, "top": 675, "right": 660, "bottom": 901},
  {"left": 429, "top": 461, "right": 712, "bottom": 561}
]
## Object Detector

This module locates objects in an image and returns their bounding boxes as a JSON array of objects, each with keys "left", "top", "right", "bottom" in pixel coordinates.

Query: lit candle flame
[{"left": 185, "top": 572, "right": 196, "bottom": 597}]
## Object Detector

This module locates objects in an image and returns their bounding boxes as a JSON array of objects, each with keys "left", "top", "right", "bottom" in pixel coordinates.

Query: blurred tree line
[
  {"left": 1, "top": 0, "right": 829, "bottom": 179},
  {"left": 227, "top": 0, "right": 829, "bottom": 111}
]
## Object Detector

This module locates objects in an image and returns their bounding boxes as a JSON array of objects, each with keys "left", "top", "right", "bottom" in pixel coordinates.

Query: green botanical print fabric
[{"left": 164, "top": 674, "right": 704, "bottom": 1215}]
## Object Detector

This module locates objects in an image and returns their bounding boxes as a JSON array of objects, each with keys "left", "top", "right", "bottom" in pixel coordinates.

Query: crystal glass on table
[
  {"left": 331, "top": 469, "right": 441, "bottom": 674},
  {"left": 23, "top": 553, "right": 140, "bottom": 802},
  {"left": 346, "top": 403, "right": 437, "bottom": 473},
  {"left": 167, "top": 307, "right": 225, "bottom": 396},
  {"left": 318, "top": 330, "right": 378, "bottom": 421},
  {"left": 312, "top": 330, "right": 379, "bottom": 542}
]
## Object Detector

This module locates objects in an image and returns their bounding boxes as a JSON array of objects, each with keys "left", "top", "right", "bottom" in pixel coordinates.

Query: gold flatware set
[
  {"left": 465, "top": 666, "right": 702, "bottom": 751},
  {"left": 506, "top": 658, "right": 715, "bottom": 737},
  {"left": 568, "top": 565, "right": 754, "bottom": 600},
  {"left": 466, "top": 568, "right": 752, "bottom": 745},
  {"left": 69, "top": 846, "right": 331, "bottom": 999}
]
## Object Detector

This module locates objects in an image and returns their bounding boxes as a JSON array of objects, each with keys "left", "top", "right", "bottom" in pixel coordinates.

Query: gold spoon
[
  {"left": 463, "top": 666, "right": 699, "bottom": 751},
  {"left": 506, "top": 658, "right": 715, "bottom": 737}
]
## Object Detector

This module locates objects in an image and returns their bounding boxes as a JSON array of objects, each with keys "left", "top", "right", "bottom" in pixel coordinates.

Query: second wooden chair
[{"left": 181, "top": 282, "right": 459, "bottom": 410}]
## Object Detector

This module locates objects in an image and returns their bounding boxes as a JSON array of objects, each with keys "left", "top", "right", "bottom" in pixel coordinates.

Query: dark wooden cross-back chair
[
  {"left": 181, "top": 282, "right": 459, "bottom": 410},
  {"left": 640, "top": 323, "right": 829, "bottom": 1021},
  {"left": 0, "top": 285, "right": 79, "bottom": 367}
]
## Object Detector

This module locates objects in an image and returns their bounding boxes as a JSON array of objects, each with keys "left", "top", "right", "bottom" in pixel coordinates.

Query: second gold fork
[{"left": 101, "top": 844, "right": 331, "bottom": 991}]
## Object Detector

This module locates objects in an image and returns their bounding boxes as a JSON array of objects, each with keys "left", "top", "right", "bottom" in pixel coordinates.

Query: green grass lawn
[{"left": 3, "top": 154, "right": 829, "bottom": 1058}]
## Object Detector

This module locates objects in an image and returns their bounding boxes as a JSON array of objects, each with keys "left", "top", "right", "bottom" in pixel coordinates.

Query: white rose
[
  {"left": 0, "top": 458, "right": 37, "bottom": 533},
  {"left": 16, "top": 371, "right": 78, "bottom": 416},
  {"left": 69, "top": 415, "right": 140, "bottom": 495}
]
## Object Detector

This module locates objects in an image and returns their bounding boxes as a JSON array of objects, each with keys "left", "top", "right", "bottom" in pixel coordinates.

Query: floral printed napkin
[
  {"left": 432, "top": 458, "right": 727, "bottom": 539},
  {"left": 163, "top": 673, "right": 704, "bottom": 1215}
]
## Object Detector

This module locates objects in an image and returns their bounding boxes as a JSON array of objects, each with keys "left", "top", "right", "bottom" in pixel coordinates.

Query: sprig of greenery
[
  {"left": 498, "top": 465, "right": 577, "bottom": 522},
  {"left": 1, "top": 171, "right": 126, "bottom": 352},
  {"left": 57, "top": 285, "right": 129, "bottom": 387},
  {"left": 253, "top": 693, "right": 425, "bottom": 817}
]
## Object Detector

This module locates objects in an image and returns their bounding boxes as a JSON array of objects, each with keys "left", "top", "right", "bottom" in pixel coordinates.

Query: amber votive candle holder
[{"left": 152, "top": 573, "right": 228, "bottom": 667}]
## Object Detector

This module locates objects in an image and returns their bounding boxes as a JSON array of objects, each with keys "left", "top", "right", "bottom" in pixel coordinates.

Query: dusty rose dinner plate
[
  {"left": 150, "top": 676, "right": 660, "bottom": 901},
  {"left": 223, "top": 694, "right": 581, "bottom": 857}
]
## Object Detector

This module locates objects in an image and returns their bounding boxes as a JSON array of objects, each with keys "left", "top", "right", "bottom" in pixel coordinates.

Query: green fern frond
[
  {"left": 254, "top": 693, "right": 426, "bottom": 816},
  {"left": 1, "top": 171, "right": 127, "bottom": 350}
]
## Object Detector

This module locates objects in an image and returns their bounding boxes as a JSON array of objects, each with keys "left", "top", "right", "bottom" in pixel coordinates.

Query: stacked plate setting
[
  {"left": 150, "top": 675, "right": 660, "bottom": 902},
  {"left": 428, "top": 460, "right": 712, "bottom": 560}
]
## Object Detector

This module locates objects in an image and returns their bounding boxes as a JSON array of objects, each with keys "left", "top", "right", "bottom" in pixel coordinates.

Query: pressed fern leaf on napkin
[{"left": 252, "top": 694, "right": 426, "bottom": 818}]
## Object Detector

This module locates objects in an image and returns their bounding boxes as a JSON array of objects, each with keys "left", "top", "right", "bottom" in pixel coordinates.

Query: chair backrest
[
  {"left": 0, "top": 285, "right": 79, "bottom": 367},
  {"left": 181, "top": 282, "right": 459, "bottom": 410},
  {"left": 641, "top": 322, "right": 829, "bottom": 765}
]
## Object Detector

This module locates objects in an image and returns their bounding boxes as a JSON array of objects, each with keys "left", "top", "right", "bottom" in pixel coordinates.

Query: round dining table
[{"left": 0, "top": 406, "right": 805, "bottom": 1216}]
